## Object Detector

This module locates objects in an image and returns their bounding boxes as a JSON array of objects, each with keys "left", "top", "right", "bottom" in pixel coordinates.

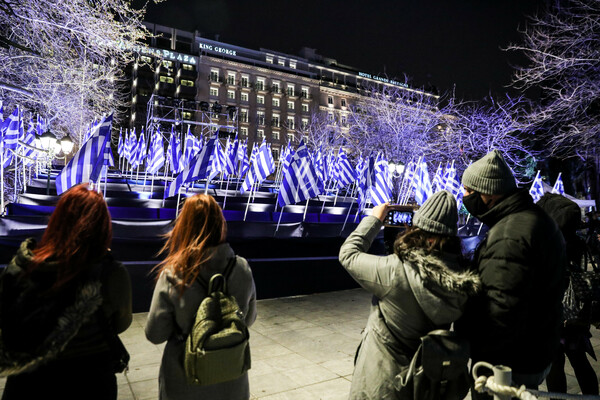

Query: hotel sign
[
  {"left": 358, "top": 72, "right": 408, "bottom": 88},
  {"left": 132, "top": 45, "right": 197, "bottom": 65},
  {"left": 199, "top": 43, "right": 237, "bottom": 57}
]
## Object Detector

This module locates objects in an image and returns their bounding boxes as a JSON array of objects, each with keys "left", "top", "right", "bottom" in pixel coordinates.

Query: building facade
[{"left": 126, "top": 22, "right": 439, "bottom": 161}]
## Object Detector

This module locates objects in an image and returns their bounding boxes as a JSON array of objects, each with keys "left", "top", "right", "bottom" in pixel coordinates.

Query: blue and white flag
[
  {"left": 241, "top": 140, "right": 275, "bottom": 193},
  {"left": 238, "top": 139, "right": 249, "bottom": 177},
  {"left": 333, "top": 147, "right": 356, "bottom": 188},
  {"left": 280, "top": 141, "right": 293, "bottom": 174},
  {"left": 125, "top": 129, "right": 137, "bottom": 164},
  {"left": 356, "top": 156, "right": 373, "bottom": 211},
  {"left": 165, "top": 135, "right": 218, "bottom": 198},
  {"left": 166, "top": 127, "right": 183, "bottom": 174},
  {"left": 551, "top": 173, "right": 565, "bottom": 196},
  {"left": 21, "top": 117, "right": 39, "bottom": 166},
  {"left": 529, "top": 170, "right": 544, "bottom": 203},
  {"left": 117, "top": 128, "right": 124, "bottom": 157},
  {"left": 443, "top": 163, "right": 463, "bottom": 209},
  {"left": 208, "top": 138, "right": 226, "bottom": 182},
  {"left": 147, "top": 132, "right": 165, "bottom": 175},
  {"left": 132, "top": 129, "right": 146, "bottom": 169},
  {"left": 370, "top": 154, "right": 392, "bottom": 206},
  {"left": 431, "top": 163, "right": 444, "bottom": 193},
  {"left": 414, "top": 158, "right": 433, "bottom": 206},
  {"left": 224, "top": 135, "right": 239, "bottom": 177},
  {"left": 1, "top": 107, "right": 21, "bottom": 168},
  {"left": 55, "top": 114, "right": 113, "bottom": 195},
  {"left": 183, "top": 126, "right": 200, "bottom": 167},
  {"left": 277, "top": 140, "right": 324, "bottom": 207}
]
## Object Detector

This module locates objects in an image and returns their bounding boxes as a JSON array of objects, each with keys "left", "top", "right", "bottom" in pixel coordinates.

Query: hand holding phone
[{"left": 383, "top": 205, "right": 416, "bottom": 227}]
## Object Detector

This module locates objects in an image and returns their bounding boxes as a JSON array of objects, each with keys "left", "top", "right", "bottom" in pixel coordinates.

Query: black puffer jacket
[{"left": 456, "top": 189, "right": 566, "bottom": 374}]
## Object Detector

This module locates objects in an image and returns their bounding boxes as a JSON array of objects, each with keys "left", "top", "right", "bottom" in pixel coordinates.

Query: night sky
[{"left": 136, "top": 0, "right": 547, "bottom": 100}]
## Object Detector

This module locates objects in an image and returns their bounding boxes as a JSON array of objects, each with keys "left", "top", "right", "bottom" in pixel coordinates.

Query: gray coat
[
  {"left": 339, "top": 216, "right": 480, "bottom": 400},
  {"left": 145, "top": 243, "right": 257, "bottom": 400}
]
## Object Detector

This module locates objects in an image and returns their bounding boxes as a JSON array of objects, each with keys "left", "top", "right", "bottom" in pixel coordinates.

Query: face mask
[{"left": 463, "top": 192, "right": 489, "bottom": 218}]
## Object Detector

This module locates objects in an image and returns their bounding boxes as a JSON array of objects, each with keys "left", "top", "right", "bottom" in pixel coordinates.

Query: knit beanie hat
[
  {"left": 461, "top": 149, "right": 516, "bottom": 195},
  {"left": 413, "top": 190, "right": 458, "bottom": 235}
]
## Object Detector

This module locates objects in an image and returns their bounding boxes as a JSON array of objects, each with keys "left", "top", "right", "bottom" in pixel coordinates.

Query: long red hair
[
  {"left": 30, "top": 183, "right": 112, "bottom": 291},
  {"left": 155, "top": 194, "right": 226, "bottom": 294}
]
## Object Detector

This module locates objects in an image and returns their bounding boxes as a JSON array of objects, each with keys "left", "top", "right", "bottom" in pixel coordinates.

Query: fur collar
[{"left": 397, "top": 247, "right": 480, "bottom": 296}]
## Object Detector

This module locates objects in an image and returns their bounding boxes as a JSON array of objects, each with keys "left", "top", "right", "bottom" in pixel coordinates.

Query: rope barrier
[{"left": 472, "top": 361, "right": 600, "bottom": 400}]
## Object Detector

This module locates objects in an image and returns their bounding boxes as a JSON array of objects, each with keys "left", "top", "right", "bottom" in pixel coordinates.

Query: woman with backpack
[
  {"left": 339, "top": 190, "right": 480, "bottom": 399},
  {"left": 0, "top": 183, "right": 132, "bottom": 400},
  {"left": 145, "top": 193, "right": 257, "bottom": 400}
]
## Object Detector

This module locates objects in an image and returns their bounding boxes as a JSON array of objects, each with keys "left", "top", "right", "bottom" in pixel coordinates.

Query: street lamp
[{"left": 39, "top": 130, "right": 58, "bottom": 195}]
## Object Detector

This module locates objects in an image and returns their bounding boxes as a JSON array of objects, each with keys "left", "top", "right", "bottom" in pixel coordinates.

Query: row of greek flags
[
  {"left": 0, "top": 104, "right": 49, "bottom": 169},
  {"left": 529, "top": 170, "right": 565, "bottom": 202}
]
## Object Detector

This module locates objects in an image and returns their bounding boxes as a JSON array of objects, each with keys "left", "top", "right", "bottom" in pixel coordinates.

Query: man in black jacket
[{"left": 455, "top": 150, "right": 566, "bottom": 397}]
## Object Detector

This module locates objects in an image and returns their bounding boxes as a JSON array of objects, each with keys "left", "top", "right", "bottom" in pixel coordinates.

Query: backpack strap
[{"left": 198, "top": 256, "right": 237, "bottom": 294}]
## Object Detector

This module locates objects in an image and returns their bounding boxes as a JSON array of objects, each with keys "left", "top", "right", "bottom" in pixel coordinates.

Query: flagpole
[
  {"left": 1, "top": 146, "right": 4, "bottom": 215},
  {"left": 176, "top": 186, "right": 182, "bottom": 217},
  {"left": 302, "top": 199, "right": 310, "bottom": 222},
  {"left": 243, "top": 183, "right": 254, "bottom": 221},
  {"left": 162, "top": 159, "right": 170, "bottom": 208},
  {"left": 340, "top": 202, "right": 354, "bottom": 234},
  {"left": 150, "top": 174, "right": 155, "bottom": 199},
  {"left": 103, "top": 165, "right": 108, "bottom": 198},
  {"left": 275, "top": 204, "right": 285, "bottom": 234},
  {"left": 222, "top": 174, "right": 231, "bottom": 210}
]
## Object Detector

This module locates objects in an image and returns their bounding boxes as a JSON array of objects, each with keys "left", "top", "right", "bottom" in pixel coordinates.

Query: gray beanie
[
  {"left": 461, "top": 150, "right": 516, "bottom": 195},
  {"left": 413, "top": 190, "right": 458, "bottom": 235}
]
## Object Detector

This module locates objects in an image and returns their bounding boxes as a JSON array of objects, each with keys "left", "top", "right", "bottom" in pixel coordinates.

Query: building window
[
  {"left": 240, "top": 127, "right": 248, "bottom": 136},
  {"left": 287, "top": 117, "right": 295, "bottom": 130},
  {"left": 328, "top": 96, "right": 334, "bottom": 105},
  {"left": 287, "top": 101, "right": 294, "bottom": 110},
  {"left": 159, "top": 75, "right": 174, "bottom": 84},
  {"left": 162, "top": 60, "right": 173, "bottom": 68},
  {"left": 278, "top": 58, "right": 285, "bottom": 66},
  {"left": 266, "top": 55, "right": 274, "bottom": 64},
  {"left": 210, "top": 87, "right": 218, "bottom": 97},
  {"left": 210, "top": 69, "right": 219, "bottom": 82},
  {"left": 241, "top": 92, "right": 249, "bottom": 102},
  {"left": 272, "top": 81, "right": 280, "bottom": 94},
  {"left": 341, "top": 98, "right": 347, "bottom": 107},
  {"left": 289, "top": 60, "right": 297, "bottom": 69},
  {"left": 272, "top": 147, "right": 280, "bottom": 160},
  {"left": 256, "top": 78, "right": 265, "bottom": 91},
  {"left": 180, "top": 79, "right": 194, "bottom": 87},
  {"left": 241, "top": 75, "right": 249, "bottom": 88},
  {"left": 341, "top": 116, "right": 347, "bottom": 126},
  {"left": 287, "top": 84, "right": 295, "bottom": 96},
  {"left": 272, "top": 98, "right": 280, "bottom": 108},
  {"left": 272, "top": 131, "right": 280, "bottom": 140},
  {"left": 257, "top": 95, "right": 265, "bottom": 105},
  {"left": 182, "top": 63, "right": 194, "bottom": 71},
  {"left": 227, "top": 72, "right": 236, "bottom": 85},
  {"left": 240, "top": 109, "right": 248, "bottom": 123},
  {"left": 182, "top": 111, "right": 193, "bottom": 120},
  {"left": 272, "top": 114, "right": 280, "bottom": 128},
  {"left": 257, "top": 129, "right": 265, "bottom": 139},
  {"left": 301, "top": 87, "right": 309, "bottom": 98},
  {"left": 301, "top": 103, "right": 309, "bottom": 112},
  {"left": 227, "top": 90, "right": 235, "bottom": 100},
  {"left": 257, "top": 111, "right": 265, "bottom": 125},
  {"left": 328, "top": 113, "right": 334, "bottom": 123},
  {"left": 140, "top": 55, "right": 152, "bottom": 64},
  {"left": 301, "top": 118, "right": 309, "bottom": 129},
  {"left": 287, "top": 133, "right": 295, "bottom": 142}
]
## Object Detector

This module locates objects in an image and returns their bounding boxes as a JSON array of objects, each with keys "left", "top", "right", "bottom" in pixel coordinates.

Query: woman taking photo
[
  {"left": 145, "top": 194, "right": 257, "bottom": 400},
  {"left": 339, "top": 190, "right": 480, "bottom": 399},
  {"left": 0, "top": 183, "right": 132, "bottom": 400}
]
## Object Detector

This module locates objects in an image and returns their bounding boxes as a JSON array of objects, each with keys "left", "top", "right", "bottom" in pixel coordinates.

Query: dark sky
[{"left": 137, "top": 0, "right": 547, "bottom": 100}]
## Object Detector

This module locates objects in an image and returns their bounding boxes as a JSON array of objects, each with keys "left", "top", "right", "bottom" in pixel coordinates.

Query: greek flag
[
  {"left": 551, "top": 173, "right": 565, "bottom": 196},
  {"left": 183, "top": 126, "right": 200, "bottom": 167},
  {"left": 280, "top": 141, "right": 293, "bottom": 173},
  {"left": 1, "top": 107, "right": 21, "bottom": 168},
  {"left": 529, "top": 170, "right": 544, "bottom": 203},
  {"left": 167, "top": 127, "right": 182, "bottom": 174},
  {"left": 444, "top": 163, "right": 463, "bottom": 209},
  {"left": 132, "top": 129, "right": 146, "bottom": 169},
  {"left": 314, "top": 146, "right": 326, "bottom": 182},
  {"left": 165, "top": 135, "right": 218, "bottom": 198},
  {"left": 277, "top": 140, "right": 324, "bottom": 207},
  {"left": 238, "top": 139, "right": 249, "bottom": 177},
  {"left": 414, "top": 158, "right": 433, "bottom": 206},
  {"left": 55, "top": 114, "right": 113, "bottom": 195},
  {"left": 103, "top": 136, "right": 115, "bottom": 167},
  {"left": 125, "top": 129, "right": 137, "bottom": 165},
  {"left": 146, "top": 132, "right": 165, "bottom": 175},
  {"left": 356, "top": 156, "right": 373, "bottom": 211},
  {"left": 241, "top": 140, "right": 275, "bottom": 193},
  {"left": 333, "top": 147, "right": 356, "bottom": 188},
  {"left": 370, "top": 154, "right": 392, "bottom": 206},
  {"left": 117, "top": 128, "right": 124, "bottom": 157},
  {"left": 208, "top": 138, "right": 226, "bottom": 182},
  {"left": 224, "top": 136, "right": 238, "bottom": 177},
  {"left": 22, "top": 118, "right": 39, "bottom": 166},
  {"left": 431, "top": 163, "right": 444, "bottom": 193}
]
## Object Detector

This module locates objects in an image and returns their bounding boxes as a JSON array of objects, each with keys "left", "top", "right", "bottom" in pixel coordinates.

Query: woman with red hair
[
  {"left": 145, "top": 194, "right": 257, "bottom": 400},
  {"left": 0, "top": 183, "right": 132, "bottom": 400}
]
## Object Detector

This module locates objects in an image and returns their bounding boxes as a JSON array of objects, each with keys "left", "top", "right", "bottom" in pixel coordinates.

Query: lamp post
[{"left": 39, "top": 130, "right": 58, "bottom": 195}]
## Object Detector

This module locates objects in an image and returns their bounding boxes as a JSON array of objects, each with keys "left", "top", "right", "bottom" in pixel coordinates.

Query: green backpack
[{"left": 184, "top": 257, "right": 251, "bottom": 386}]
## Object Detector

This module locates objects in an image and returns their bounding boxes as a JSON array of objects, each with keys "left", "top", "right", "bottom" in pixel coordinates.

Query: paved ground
[{"left": 1, "top": 288, "right": 599, "bottom": 399}]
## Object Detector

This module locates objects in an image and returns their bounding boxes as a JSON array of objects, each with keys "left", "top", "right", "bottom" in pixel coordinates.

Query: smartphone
[{"left": 383, "top": 205, "right": 415, "bottom": 227}]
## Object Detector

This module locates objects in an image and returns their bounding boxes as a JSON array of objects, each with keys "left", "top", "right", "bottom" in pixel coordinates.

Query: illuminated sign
[
  {"left": 199, "top": 43, "right": 237, "bottom": 57},
  {"left": 131, "top": 45, "right": 197, "bottom": 65},
  {"left": 358, "top": 72, "right": 408, "bottom": 88}
]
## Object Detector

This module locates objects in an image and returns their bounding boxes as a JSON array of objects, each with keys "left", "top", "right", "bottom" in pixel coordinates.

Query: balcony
[
  {"left": 255, "top": 82, "right": 267, "bottom": 92},
  {"left": 270, "top": 86, "right": 281, "bottom": 95},
  {"left": 208, "top": 75, "right": 224, "bottom": 84},
  {"left": 271, "top": 120, "right": 280, "bottom": 128},
  {"left": 177, "top": 67, "right": 197, "bottom": 80}
]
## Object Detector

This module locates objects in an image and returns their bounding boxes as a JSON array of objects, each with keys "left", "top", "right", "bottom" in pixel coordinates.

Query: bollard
[{"left": 493, "top": 365, "right": 512, "bottom": 400}]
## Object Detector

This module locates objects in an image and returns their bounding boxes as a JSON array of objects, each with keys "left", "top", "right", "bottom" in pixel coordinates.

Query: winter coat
[
  {"left": 0, "top": 238, "right": 132, "bottom": 399},
  {"left": 145, "top": 243, "right": 257, "bottom": 400},
  {"left": 455, "top": 188, "right": 566, "bottom": 374},
  {"left": 339, "top": 216, "right": 480, "bottom": 400}
]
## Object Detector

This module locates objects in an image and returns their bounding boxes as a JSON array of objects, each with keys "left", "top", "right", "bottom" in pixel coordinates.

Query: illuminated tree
[{"left": 0, "top": 0, "right": 152, "bottom": 145}]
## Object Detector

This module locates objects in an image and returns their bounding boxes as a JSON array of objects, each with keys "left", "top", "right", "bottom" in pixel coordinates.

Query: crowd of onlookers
[{"left": 0, "top": 149, "right": 598, "bottom": 400}]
